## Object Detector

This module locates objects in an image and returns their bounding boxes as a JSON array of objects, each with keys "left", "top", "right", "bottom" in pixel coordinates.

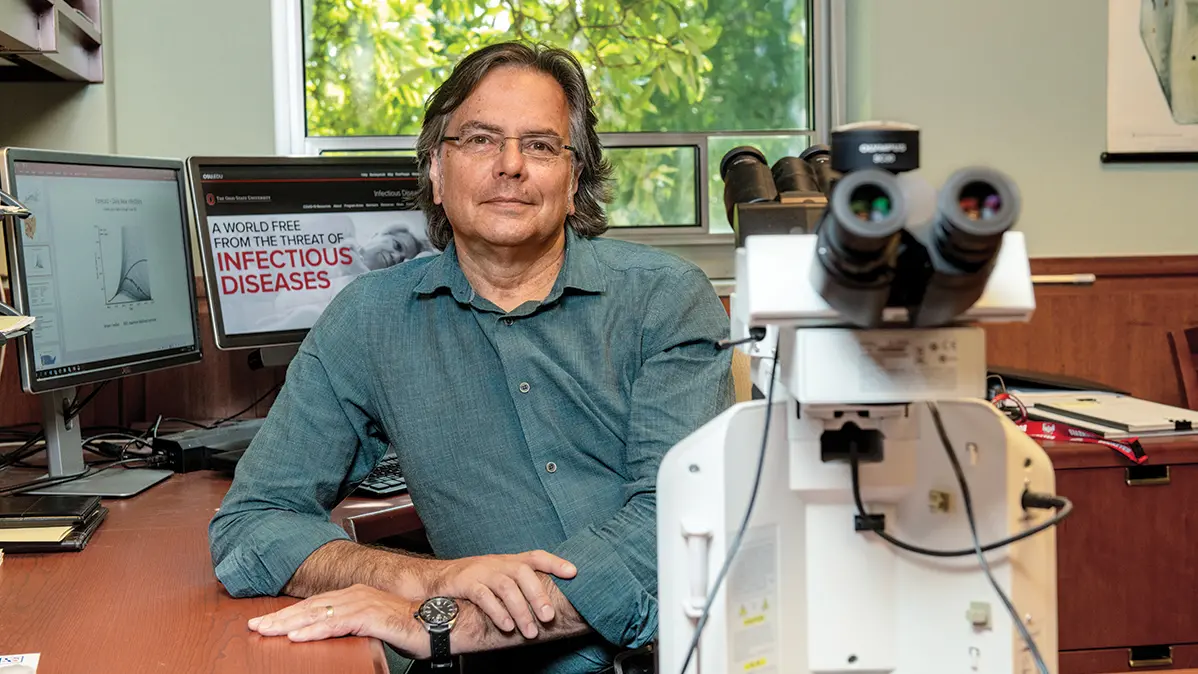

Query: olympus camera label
[{"left": 857, "top": 143, "right": 908, "bottom": 154}]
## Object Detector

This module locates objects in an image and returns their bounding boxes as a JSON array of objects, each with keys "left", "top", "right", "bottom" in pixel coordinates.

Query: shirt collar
[{"left": 413, "top": 228, "right": 607, "bottom": 306}]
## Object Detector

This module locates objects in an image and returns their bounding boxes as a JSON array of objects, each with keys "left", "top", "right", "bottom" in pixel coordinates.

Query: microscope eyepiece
[
  {"left": 771, "top": 156, "right": 821, "bottom": 194},
  {"left": 810, "top": 169, "right": 908, "bottom": 328},
  {"left": 799, "top": 144, "right": 837, "bottom": 195},
  {"left": 907, "top": 166, "right": 1022, "bottom": 327},
  {"left": 930, "top": 167, "right": 1021, "bottom": 272},
  {"left": 720, "top": 146, "right": 778, "bottom": 226}
]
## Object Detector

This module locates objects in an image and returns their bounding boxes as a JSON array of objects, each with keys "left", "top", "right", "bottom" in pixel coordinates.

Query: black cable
[
  {"left": 64, "top": 381, "right": 109, "bottom": 422},
  {"left": 0, "top": 456, "right": 156, "bottom": 496},
  {"left": 164, "top": 381, "right": 283, "bottom": 431},
  {"left": 927, "top": 401, "right": 1049, "bottom": 674},
  {"left": 0, "top": 385, "right": 117, "bottom": 471},
  {"left": 0, "top": 431, "right": 45, "bottom": 469},
  {"left": 849, "top": 452, "right": 1073, "bottom": 558},
  {"left": 679, "top": 352, "right": 780, "bottom": 674},
  {"left": 716, "top": 327, "right": 767, "bottom": 351},
  {"left": 211, "top": 382, "right": 282, "bottom": 427},
  {"left": 160, "top": 417, "right": 211, "bottom": 430}
]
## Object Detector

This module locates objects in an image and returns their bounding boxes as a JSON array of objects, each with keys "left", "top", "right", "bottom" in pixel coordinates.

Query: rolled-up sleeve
[
  {"left": 208, "top": 282, "right": 390, "bottom": 597},
  {"left": 551, "top": 268, "right": 734, "bottom": 648}
]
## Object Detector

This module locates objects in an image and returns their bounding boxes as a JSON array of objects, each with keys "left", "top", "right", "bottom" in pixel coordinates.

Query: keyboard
[
  {"left": 354, "top": 453, "right": 408, "bottom": 497},
  {"left": 206, "top": 447, "right": 407, "bottom": 498}
]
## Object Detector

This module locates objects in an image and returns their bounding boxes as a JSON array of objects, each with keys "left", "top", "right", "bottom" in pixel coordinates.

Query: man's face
[{"left": 431, "top": 66, "right": 579, "bottom": 250}]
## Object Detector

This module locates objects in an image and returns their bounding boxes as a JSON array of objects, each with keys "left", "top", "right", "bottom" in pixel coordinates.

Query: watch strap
[{"left": 429, "top": 623, "right": 453, "bottom": 669}]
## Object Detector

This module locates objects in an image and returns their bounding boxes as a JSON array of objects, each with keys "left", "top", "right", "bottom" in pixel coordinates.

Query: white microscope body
[{"left": 656, "top": 232, "right": 1058, "bottom": 674}]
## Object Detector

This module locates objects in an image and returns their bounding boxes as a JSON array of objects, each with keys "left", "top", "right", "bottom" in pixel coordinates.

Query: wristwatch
[{"left": 414, "top": 596, "right": 459, "bottom": 669}]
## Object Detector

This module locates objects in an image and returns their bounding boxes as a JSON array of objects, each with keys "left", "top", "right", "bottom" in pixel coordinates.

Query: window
[{"left": 273, "top": 0, "right": 841, "bottom": 277}]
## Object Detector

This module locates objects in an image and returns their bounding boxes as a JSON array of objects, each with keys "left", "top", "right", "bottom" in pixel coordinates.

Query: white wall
[
  {"left": 847, "top": 0, "right": 1198, "bottom": 257},
  {"left": 107, "top": 0, "right": 275, "bottom": 159},
  {"left": 0, "top": 83, "right": 114, "bottom": 154},
  {"left": 0, "top": 0, "right": 274, "bottom": 159}
]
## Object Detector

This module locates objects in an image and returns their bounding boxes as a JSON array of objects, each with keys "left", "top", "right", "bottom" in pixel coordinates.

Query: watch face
[{"left": 419, "top": 597, "right": 459, "bottom": 626}]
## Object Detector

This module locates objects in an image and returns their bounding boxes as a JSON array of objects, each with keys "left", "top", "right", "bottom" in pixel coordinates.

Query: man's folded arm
[
  {"left": 208, "top": 285, "right": 397, "bottom": 598},
  {"left": 550, "top": 268, "right": 734, "bottom": 649}
]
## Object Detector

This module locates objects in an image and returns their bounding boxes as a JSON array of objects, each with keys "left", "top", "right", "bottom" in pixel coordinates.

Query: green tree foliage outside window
[{"left": 304, "top": 0, "right": 810, "bottom": 229}]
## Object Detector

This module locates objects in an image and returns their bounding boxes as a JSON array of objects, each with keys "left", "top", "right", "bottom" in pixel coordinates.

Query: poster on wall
[{"left": 1105, "top": 0, "right": 1198, "bottom": 160}]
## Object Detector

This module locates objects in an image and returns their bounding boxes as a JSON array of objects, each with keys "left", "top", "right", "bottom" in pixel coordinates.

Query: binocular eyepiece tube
[
  {"left": 809, "top": 169, "right": 908, "bottom": 329},
  {"left": 719, "top": 123, "right": 1021, "bottom": 328},
  {"left": 908, "top": 166, "right": 1021, "bottom": 327}
]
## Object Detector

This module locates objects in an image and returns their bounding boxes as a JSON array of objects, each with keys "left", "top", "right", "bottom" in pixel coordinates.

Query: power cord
[
  {"left": 162, "top": 381, "right": 283, "bottom": 430},
  {"left": 847, "top": 403, "right": 1066, "bottom": 674},
  {"left": 0, "top": 454, "right": 168, "bottom": 496},
  {"left": 0, "top": 383, "right": 113, "bottom": 470},
  {"left": 928, "top": 402, "right": 1050, "bottom": 674},
  {"left": 848, "top": 454, "right": 1072, "bottom": 558},
  {"left": 678, "top": 352, "right": 780, "bottom": 674}
]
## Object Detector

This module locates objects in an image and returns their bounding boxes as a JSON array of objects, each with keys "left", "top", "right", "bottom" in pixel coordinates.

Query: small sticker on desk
[{"left": 0, "top": 653, "right": 41, "bottom": 672}]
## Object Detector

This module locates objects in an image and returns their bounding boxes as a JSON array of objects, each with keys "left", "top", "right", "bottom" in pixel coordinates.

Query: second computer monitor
[{"left": 187, "top": 156, "right": 429, "bottom": 350}]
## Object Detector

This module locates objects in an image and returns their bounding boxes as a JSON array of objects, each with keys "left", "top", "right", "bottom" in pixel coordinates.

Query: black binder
[
  {"left": 0, "top": 505, "right": 109, "bottom": 553},
  {"left": 0, "top": 494, "right": 101, "bottom": 529}
]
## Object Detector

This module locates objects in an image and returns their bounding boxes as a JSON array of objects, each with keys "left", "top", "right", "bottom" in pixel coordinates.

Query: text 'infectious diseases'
[{"left": 211, "top": 218, "right": 353, "bottom": 294}]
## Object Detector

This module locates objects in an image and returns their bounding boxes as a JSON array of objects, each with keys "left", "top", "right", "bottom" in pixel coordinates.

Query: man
[{"left": 208, "top": 41, "right": 733, "bottom": 672}]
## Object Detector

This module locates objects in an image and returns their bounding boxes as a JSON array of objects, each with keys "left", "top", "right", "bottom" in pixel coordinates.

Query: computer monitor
[
  {"left": 186, "top": 155, "right": 429, "bottom": 351},
  {"left": 0, "top": 148, "right": 203, "bottom": 496}
]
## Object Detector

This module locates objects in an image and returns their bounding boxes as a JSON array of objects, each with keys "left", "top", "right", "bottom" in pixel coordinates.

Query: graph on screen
[{"left": 98, "top": 225, "right": 153, "bottom": 305}]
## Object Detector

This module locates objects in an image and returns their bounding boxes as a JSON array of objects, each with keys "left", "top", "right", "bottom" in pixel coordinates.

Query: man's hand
[
  {"left": 429, "top": 550, "right": 576, "bottom": 639},
  {"left": 248, "top": 585, "right": 431, "bottom": 659},
  {"left": 250, "top": 577, "right": 593, "bottom": 657}
]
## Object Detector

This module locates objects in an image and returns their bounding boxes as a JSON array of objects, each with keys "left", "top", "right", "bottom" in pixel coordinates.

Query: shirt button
[
  {"left": 503, "top": 318, "right": 514, "bottom": 326},
  {"left": 518, "top": 382, "right": 530, "bottom": 394},
  {"left": 546, "top": 462, "right": 557, "bottom": 473}
]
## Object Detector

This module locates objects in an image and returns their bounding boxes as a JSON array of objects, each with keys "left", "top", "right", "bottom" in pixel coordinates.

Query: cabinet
[
  {"left": 0, "top": 0, "right": 102, "bottom": 82},
  {"left": 1046, "top": 438, "right": 1198, "bottom": 674}
]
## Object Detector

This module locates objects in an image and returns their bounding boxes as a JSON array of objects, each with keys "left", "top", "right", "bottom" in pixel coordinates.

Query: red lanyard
[{"left": 992, "top": 393, "right": 1148, "bottom": 464}]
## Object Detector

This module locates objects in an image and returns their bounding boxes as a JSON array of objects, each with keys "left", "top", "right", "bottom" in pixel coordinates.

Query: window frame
[{"left": 269, "top": 0, "right": 846, "bottom": 280}]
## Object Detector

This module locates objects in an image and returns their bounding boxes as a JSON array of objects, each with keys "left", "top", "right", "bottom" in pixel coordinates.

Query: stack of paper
[{"left": 0, "top": 314, "right": 35, "bottom": 337}]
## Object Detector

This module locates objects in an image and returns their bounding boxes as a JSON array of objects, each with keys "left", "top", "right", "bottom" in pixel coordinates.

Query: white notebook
[{"left": 1020, "top": 392, "right": 1198, "bottom": 435}]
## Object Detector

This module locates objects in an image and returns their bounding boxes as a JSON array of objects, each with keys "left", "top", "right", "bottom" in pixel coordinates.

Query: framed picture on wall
[{"left": 1105, "top": 0, "right": 1198, "bottom": 162}]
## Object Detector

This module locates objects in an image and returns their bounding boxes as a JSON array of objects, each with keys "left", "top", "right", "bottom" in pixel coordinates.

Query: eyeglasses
[{"left": 441, "top": 131, "right": 577, "bottom": 162}]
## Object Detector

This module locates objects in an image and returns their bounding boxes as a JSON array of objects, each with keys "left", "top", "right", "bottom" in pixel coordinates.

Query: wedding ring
[{"left": 324, "top": 605, "right": 334, "bottom": 620}]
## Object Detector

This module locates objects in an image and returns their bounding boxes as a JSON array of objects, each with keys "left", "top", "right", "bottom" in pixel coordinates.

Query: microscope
[{"left": 657, "top": 122, "right": 1068, "bottom": 674}]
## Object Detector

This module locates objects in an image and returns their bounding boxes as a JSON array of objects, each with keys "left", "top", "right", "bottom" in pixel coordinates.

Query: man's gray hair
[{"left": 415, "top": 41, "right": 613, "bottom": 250}]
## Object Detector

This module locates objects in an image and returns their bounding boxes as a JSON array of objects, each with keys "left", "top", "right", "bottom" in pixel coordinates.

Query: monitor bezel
[
  {"left": 186, "top": 154, "right": 422, "bottom": 351},
  {"left": 1, "top": 148, "right": 204, "bottom": 395}
]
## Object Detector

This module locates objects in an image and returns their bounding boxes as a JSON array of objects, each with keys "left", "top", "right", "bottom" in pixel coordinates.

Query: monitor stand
[
  {"left": 248, "top": 344, "right": 299, "bottom": 370},
  {"left": 26, "top": 387, "right": 173, "bottom": 498}
]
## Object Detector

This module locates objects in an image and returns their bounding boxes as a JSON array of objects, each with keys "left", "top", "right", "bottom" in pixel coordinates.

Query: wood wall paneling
[{"left": 987, "top": 257, "right": 1198, "bottom": 408}]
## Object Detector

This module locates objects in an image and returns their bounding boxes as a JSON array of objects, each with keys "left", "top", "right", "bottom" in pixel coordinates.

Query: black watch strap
[{"left": 429, "top": 624, "right": 453, "bottom": 669}]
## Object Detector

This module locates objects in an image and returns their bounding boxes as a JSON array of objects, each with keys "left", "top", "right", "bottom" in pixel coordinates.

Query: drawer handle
[
  {"left": 1129, "top": 645, "right": 1172, "bottom": 668},
  {"left": 1126, "top": 465, "right": 1170, "bottom": 486}
]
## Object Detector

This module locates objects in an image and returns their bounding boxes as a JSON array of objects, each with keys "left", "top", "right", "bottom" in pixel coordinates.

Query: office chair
[{"left": 1168, "top": 327, "right": 1198, "bottom": 409}]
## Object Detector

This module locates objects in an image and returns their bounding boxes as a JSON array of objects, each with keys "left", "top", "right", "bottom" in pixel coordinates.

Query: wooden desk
[
  {"left": 0, "top": 470, "right": 421, "bottom": 674},
  {"left": 1042, "top": 435, "right": 1198, "bottom": 674}
]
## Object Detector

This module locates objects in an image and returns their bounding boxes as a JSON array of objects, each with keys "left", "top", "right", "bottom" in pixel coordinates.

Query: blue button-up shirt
[{"left": 208, "top": 229, "right": 734, "bottom": 672}]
